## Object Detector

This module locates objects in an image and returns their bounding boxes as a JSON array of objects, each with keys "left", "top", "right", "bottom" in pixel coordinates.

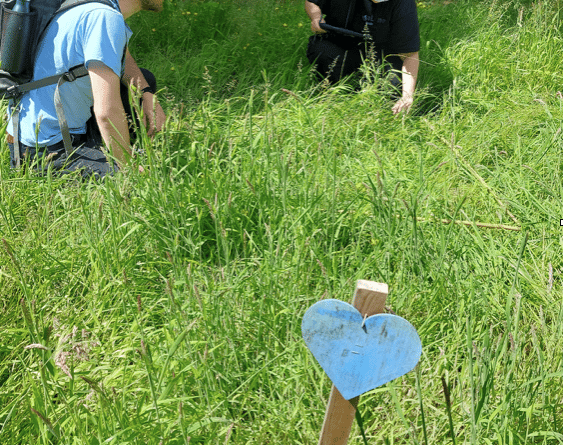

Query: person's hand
[
  {"left": 311, "top": 18, "right": 327, "bottom": 34},
  {"left": 142, "top": 93, "right": 166, "bottom": 137},
  {"left": 392, "top": 95, "right": 414, "bottom": 115}
]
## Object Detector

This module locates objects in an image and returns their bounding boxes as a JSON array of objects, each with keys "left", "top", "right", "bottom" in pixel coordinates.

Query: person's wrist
[
  {"left": 401, "top": 94, "right": 413, "bottom": 103},
  {"left": 312, "top": 18, "right": 323, "bottom": 32}
]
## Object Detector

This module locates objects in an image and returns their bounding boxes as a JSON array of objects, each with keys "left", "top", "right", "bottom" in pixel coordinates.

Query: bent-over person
[
  {"left": 7, "top": 0, "right": 166, "bottom": 177},
  {"left": 305, "top": 0, "right": 420, "bottom": 114}
]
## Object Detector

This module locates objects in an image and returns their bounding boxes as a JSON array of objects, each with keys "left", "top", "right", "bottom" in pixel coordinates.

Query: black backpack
[{"left": 0, "top": 0, "right": 116, "bottom": 167}]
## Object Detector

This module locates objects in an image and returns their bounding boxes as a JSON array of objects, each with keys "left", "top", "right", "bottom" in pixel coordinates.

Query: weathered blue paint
[{"left": 302, "top": 299, "right": 422, "bottom": 400}]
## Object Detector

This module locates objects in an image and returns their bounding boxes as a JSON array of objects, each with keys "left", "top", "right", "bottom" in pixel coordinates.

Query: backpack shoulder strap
[
  {"left": 30, "top": 0, "right": 116, "bottom": 55},
  {"left": 30, "top": 0, "right": 118, "bottom": 58},
  {"left": 57, "top": 0, "right": 117, "bottom": 14}
]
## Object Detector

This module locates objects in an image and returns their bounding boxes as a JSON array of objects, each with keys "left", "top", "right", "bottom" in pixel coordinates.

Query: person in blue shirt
[
  {"left": 7, "top": 0, "right": 165, "bottom": 177},
  {"left": 305, "top": 0, "right": 420, "bottom": 115}
]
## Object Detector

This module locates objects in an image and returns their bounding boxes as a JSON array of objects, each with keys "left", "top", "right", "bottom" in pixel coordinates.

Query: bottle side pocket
[
  {"left": 0, "top": 5, "right": 37, "bottom": 75},
  {"left": 0, "top": 0, "right": 17, "bottom": 36}
]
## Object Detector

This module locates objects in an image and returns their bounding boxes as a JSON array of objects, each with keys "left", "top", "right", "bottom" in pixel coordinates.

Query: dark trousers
[
  {"left": 306, "top": 34, "right": 403, "bottom": 88},
  {"left": 9, "top": 68, "right": 157, "bottom": 179}
]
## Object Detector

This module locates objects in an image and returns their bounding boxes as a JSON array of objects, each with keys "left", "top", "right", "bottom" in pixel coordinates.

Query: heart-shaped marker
[{"left": 302, "top": 299, "right": 422, "bottom": 400}]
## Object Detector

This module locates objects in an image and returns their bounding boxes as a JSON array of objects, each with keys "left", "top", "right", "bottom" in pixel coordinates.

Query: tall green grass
[{"left": 2, "top": 0, "right": 563, "bottom": 443}]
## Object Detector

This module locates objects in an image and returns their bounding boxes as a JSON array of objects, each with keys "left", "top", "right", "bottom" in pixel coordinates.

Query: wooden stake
[{"left": 318, "top": 280, "right": 388, "bottom": 445}]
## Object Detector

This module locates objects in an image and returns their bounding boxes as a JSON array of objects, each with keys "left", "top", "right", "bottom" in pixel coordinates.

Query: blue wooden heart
[{"left": 302, "top": 299, "right": 422, "bottom": 400}]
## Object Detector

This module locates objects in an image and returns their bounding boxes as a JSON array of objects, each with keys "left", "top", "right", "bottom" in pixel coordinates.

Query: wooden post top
[{"left": 352, "top": 280, "right": 388, "bottom": 316}]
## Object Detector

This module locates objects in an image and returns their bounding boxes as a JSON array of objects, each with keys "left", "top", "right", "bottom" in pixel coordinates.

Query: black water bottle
[
  {"left": 1, "top": 0, "right": 35, "bottom": 74},
  {"left": 13, "top": 0, "right": 30, "bottom": 13}
]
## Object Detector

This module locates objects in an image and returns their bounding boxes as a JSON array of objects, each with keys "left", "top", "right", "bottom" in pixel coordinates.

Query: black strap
[
  {"left": 4, "top": 65, "right": 89, "bottom": 99},
  {"left": 344, "top": 0, "right": 356, "bottom": 30},
  {"left": 54, "top": 74, "right": 75, "bottom": 157},
  {"left": 13, "top": 101, "right": 21, "bottom": 169}
]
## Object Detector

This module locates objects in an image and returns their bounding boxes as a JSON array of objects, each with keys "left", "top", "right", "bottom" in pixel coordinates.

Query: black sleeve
[{"left": 386, "top": 0, "right": 420, "bottom": 54}]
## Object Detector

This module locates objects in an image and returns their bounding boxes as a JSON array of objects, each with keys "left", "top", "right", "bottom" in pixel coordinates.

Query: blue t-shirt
[{"left": 8, "top": 0, "right": 132, "bottom": 146}]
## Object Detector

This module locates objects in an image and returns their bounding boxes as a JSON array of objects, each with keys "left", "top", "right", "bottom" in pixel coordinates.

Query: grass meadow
[{"left": 2, "top": 0, "right": 563, "bottom": 443}]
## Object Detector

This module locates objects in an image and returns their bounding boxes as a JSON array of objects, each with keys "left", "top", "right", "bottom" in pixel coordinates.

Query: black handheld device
[{"left": 319, "top": 22, "right": 364, "bottom": 39}]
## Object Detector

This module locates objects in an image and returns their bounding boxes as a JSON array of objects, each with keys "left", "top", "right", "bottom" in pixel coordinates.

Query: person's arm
[
  {"left": 121, "top": 48, "right": 166, "bottom": 137},
  {"left": 392, "top": 51, "right": 419, "bottom": 115},
  {"left": 305, "top": 0, "right": 326, "bottom": 34},
  {"left": 89, "top": 63, "right": 131, "bottom": 166}
]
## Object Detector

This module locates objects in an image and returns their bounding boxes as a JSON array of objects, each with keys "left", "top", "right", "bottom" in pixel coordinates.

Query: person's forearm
[
  {"left": 305, "top": 1, "right": 325, "bottom": 33},
  {"left": 121, "top": 48, "right": 165, "bottom": 136},
  {"left": 95, "top": 104, "right": 130, "bottom": 166},
  {"left": 122, "top": 48, "right": 150, "bottom": 91},
  {"left": 305, "top": 0, "right": 322, "bottom": 22},
  {"left": 401, "top": 52, "right": 419, "bottom": 99},
  {"left": 391, "top": 52, "right": 419, "bottom": 114}
]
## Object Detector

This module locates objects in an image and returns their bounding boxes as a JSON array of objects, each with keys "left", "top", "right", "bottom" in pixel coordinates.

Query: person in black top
[{"left": 305, "top": 0, "right": 420, "bottom": 114}]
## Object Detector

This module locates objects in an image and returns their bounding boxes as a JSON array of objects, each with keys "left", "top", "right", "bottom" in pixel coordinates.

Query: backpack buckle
[
  {"left": 5, "top": 84, "right": 20, "bottom": 99},
  {"left": 64, "top": 71, "right": 77, "bottom": 82}
]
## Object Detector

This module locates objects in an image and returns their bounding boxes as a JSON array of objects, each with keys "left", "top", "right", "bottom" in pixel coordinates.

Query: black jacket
[{"left": 308, "top": 0, "right": 420, "bottom": 53}]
